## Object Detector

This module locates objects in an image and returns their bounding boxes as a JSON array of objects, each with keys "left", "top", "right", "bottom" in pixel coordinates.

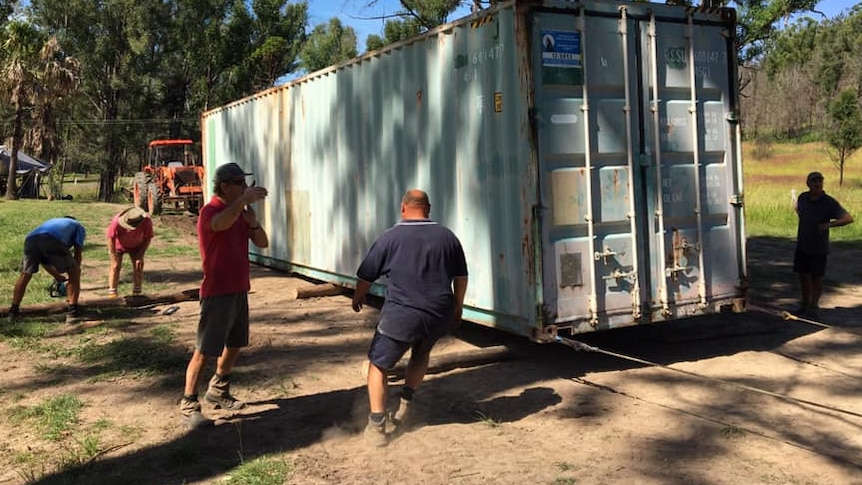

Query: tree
[
  {"left": 0, "top": 20, "right": 78, "bottom": 199},
  {"left": 826, "top": 89, "right": 862, "bottom": 187},
  {"left": 245, "top": 0, "right": 308, "bottom": 91},
  {"left": 26, "top": 38, "right": 80, "bottom": 163},
  {"left": 361, "top": 0, "right": 459, "bottom": 50},
  {"left": 300, "top": 18, "right": 357, "bottom": 73}
]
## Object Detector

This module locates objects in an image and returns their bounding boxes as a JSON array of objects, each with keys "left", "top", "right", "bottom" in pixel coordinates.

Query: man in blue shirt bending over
[
  {"left": 8, "top": 216, "right": 87, "bottom": 324},
  {"left": 352, "top": 189, "right": 468, "bottom": 447}
]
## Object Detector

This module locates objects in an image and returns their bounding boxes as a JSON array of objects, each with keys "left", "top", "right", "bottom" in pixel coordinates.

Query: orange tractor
[{"left": 132, "top": 139, "right": 204, "bottom": 215}]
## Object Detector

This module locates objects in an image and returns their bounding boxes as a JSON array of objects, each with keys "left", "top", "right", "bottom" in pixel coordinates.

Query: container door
[
  {"left": 534, "top": 6, "right": 743, "bottom": 330},
  {"left": 534, "top": 11, "right": 642, "bottom": 329},
  {"left": 639, "top": 13, "right": 743, "bottom": 320}
]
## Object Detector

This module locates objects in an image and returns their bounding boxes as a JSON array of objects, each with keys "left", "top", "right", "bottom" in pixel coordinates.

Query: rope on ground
[
  {"left": 570, "top": 376, "right": 862, "bottom": 469},
  {"left": 555, "top": 335, "right": 862, "bottom": 420},
  {"left": 747, "top": 303, "right": 833, "bottom": 328}
]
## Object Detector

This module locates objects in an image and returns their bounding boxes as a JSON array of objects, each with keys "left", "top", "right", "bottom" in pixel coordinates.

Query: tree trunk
[
  {"left": 98, "top": 92, "right": 120, "bottom": 202},
  {"left": 4, "top": 104, "right": 25, "bottom": 200},
  {"left": 839, "top": 150, "right": 846, "bottom": 187}
]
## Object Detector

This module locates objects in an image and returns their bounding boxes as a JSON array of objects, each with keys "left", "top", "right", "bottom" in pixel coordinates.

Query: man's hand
[
  {"left": 242, "top": 206, "right": 258, "bottom": 226},
  {"left": 242, "top": 185, "right": 268, "bottom": 205},
  {"left": 449, "top": 305, "right": 463, "bottom": 331},
  {"left": 352, "top": 294, "right": 364, "bottom": 312},
  {"left": 352, "top": 279, "right": 372, "bottom": 313}
]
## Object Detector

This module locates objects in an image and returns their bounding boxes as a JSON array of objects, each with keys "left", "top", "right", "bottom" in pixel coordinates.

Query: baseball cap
[
  {"left": 806, "top": 171, "right": 824, "bottom": 183},
  {"left": 214, "top": 162, "right": 252, "bottom": 184}
]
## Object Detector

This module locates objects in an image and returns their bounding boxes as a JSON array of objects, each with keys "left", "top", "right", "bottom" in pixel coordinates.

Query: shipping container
[{"left": 201, "top": 0, "right": 748, "bottom": 342}]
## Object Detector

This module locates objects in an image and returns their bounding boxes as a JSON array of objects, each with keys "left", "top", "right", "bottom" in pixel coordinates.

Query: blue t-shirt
[
  {"left": 356, "top": 219, "right": 468, "bottom": 342},
  {"left": 795, "top": 192, "right": 847, "bottom": 254},
  {"left": 27, "top": 218, "right": 87, "bottom": 248}
]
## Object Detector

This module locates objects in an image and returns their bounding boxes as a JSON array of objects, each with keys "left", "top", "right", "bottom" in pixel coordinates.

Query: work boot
[
  {"left": 391, "top": 398, "right": 413, "bottom": 430},
  {"left": 204, "top": 374, "right": 246, "bottom": 410},
  {"left": 65, "top": 305, "right": 82, "bottom": 325},
  {"left": 180, "top": 396, "right": 213, "bottom": 429},
  {"left": 363, "top": 415, "right": 388, "bottom": 448}
]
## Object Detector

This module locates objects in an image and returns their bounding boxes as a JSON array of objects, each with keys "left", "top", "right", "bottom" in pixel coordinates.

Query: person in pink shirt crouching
[{"left": 106, "top": 207, "right": 154, "bottom": 297}]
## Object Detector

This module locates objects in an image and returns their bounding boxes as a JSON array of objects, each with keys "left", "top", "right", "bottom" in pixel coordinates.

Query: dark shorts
[
  {"left": 197, "top": 293, "right": 250, "bottom": 357},
  {"left": 793, "top": 250, "right": 828, "bottom": 278},
  {"left": 367, "top": 327, "right": 444, "bottom": 371},
  {"left": 21, "top": 234, "right": 76, "bottom": 274}
]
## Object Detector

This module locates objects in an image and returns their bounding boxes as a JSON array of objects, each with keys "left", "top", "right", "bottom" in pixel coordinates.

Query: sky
[
  {"left": 307, "top": 0, "right": 473, "bottom": 51},
  {"left": 308, "top": 0, "right": 861, "bottom": 53}
]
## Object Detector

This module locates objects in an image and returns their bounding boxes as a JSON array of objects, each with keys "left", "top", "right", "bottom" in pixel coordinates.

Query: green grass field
[{"left": 743, "top": 141, "right": 862, "bottom": 240}]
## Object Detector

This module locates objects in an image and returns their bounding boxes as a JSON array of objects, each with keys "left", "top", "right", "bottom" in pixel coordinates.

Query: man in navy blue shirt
[
  {"left": 352, "top": 189, "right": 468, "bottom": 447},
  {"left": 8, "top": 216, "right": 87, "bottom": 324},
  {"left": 794, "top": 172, "right": 853, "bottom": 317}
]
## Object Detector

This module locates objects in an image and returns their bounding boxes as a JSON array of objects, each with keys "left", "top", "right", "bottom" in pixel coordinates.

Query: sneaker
[
  {"left": 132, "top": 286, "right": 142, "bottom": 296},
  {"left": 363, "top": 417, "right": 388, "bottom": 447},
  {"left": 107, "top": 288, "right": 118, "bottom": 298},
  {"left": 806, "top": 306, "right": 820, "bottom": 319},
  {"left": 7, "top": 310, "right": 22, "bottom": 323},
  {"left": 65, "top": 306, "right": 82, "bottom": 325},
  {"left": 180, "top": 396, "right": 213, "bottom": 429},
  {"left": 391, "top": 398, "right": 413, "bottom": 430},
  {"left": 204, "top": 374, "right": 246, "bottom": 410}
]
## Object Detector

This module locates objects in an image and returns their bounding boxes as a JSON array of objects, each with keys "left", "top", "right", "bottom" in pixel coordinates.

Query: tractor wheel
[
  {"left": 147, "top": 182, "right": 162, "bottom": 215},
  {"left": 133, "top": 172, "right": 150, "bottom": 210}
]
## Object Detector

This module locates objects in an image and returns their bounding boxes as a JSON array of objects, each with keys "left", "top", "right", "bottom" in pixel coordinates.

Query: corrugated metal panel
[
  {"left": 203, "top": 3, "right": 539, "bottom": 337},
  {"left": 201, "top": 0, "right": 747, "bottom": 341}
]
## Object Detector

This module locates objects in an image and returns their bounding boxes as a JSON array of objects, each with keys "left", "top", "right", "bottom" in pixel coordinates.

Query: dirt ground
[{"left": 2, "top": 215, "right": 862, "bottom": 485}]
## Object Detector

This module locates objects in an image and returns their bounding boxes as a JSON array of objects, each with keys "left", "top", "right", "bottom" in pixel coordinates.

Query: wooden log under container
[
  {"left": 0, "top": 288, "right": 200, "bottom": 317},
  {"left": 291, "top": 283, "right": 347, "bottom": 299}
]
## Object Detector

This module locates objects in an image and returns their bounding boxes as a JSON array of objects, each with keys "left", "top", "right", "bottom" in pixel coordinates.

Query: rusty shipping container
[{"left": 201, "top": 0, "right": 747, "bottom": 341}]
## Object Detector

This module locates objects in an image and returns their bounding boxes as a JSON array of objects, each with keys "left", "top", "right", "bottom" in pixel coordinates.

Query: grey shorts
[
  {"left": 197, "top": 293, "right": 250, "bottom": 357},
  {"left": 21, "top": 234, "right": 76, "bottom": 274}
]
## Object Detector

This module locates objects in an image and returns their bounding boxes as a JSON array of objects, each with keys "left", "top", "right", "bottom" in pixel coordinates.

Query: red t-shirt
[
  {"left": 106, "top": 214, "right": 154, "bottom": 252},
  {"left": 197, "top": 196, "right": 251, "bottom": 298}
]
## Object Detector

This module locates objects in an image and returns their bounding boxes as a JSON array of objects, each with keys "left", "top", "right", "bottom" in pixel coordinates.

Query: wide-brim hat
[{"left": 118, "top": 207, "right": 149, "bottom": 230}]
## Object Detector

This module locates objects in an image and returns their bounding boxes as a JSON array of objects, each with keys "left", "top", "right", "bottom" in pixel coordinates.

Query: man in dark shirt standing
[
  {"left": 352, "top": 189, "right": 468, "bottom": 447},
  {"left": 793, "top": 171, "right": 853, "bottom": 317}
]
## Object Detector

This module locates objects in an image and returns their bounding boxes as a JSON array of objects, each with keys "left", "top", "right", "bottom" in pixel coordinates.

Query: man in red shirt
[
  {"left": 105, "top": 207, "right": 153, "bottom": 297},
  {"left": 180, "top": 162, "right": 268, "bottom": 429}
]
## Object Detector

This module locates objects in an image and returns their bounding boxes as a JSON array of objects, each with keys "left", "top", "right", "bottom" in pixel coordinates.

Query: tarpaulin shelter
[{"left": 0, "top": 145, "right": 52, "bottom": 198}]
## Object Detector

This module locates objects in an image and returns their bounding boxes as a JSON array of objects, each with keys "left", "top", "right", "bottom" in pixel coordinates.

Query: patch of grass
[
  {"left": 474, "top": 411, "right": 501, "bottom": 428},
  {"left": 276, "top": 379, "right": 301, "bottom": 397},
  {"left": 76, "top": 335, "right": 187, "bottom": 379},
  {"left": 720, "top": 425, "right": 746, "bottom": 439},
  {"left": 16, "top": 394, "right": 83, "bottom": 441},
  {"left": 59, "top": 433, "right": 103, "bottom": 468},
  {"left": 555, "top": 461, "right": 579, "bottom": 472},
  {"left": 552, "top": 478, "right": 577, "bottom": 485},
  {"left": 224, "top": 456, "right": 294, "bottom": 485},
  {"left": 13, "top": 452, "right": 48, "bottom": 484}
]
